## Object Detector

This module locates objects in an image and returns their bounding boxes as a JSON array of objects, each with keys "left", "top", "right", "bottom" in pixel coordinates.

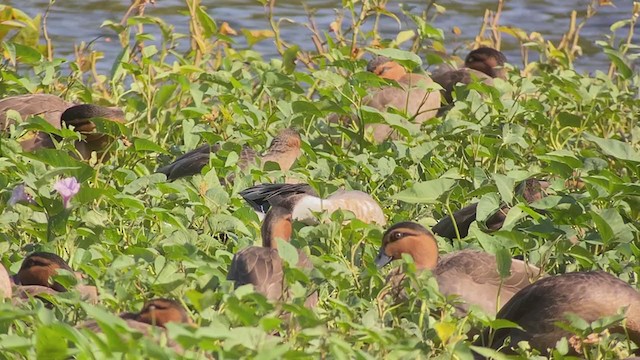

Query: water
[{"left": 4, "top": 1, "right": 639, "bottom": 73}]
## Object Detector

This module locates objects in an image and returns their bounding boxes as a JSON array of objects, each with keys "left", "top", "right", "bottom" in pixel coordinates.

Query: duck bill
[{"left": 374, "top": 248, "right": 393, "bottom": 268}]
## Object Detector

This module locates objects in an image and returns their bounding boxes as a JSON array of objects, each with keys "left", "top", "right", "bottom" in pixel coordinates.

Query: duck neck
[
  {"left": 261, "top": 211, "right": 293, "bottom": 249},
  {"left": 409, "top": 236, "right": 439, "bottom": 270}
]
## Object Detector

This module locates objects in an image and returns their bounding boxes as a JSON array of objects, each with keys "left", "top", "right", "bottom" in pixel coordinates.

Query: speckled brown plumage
[
  {"left": 479, "top": 271, "right": 640, "bottom": 355},
  {"left": 157, "top": 128, "right": 301, "bottom": 181},
  {"left": 376, "top": 222, "right": 542, "bottom": 316}
]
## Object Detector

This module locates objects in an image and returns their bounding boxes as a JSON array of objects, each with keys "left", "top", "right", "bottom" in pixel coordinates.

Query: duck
[
  {"left": 80, "top": 298, "right": 191, "bottom": 353},
  {"left": 227, "top": 205, "right": 317, "bottom": 307},
  {"left": 0, "top": 263, "right": 11, "bottom": 299},
  {"left": 431, "top": 47, "right": 507, "bottom": 107},
  {"left": 431, "top": 178, "right": 549, "bottom": 240},
  {"left": 239, "top": 183, "right": 386, "bottom": 225},
  {"left": 360, "top": 56, "right": 441, "bottom": 142},
  {"left": 0, "top": 93, "right": 125, "bottom": 159},
  {"left": 375, "top": 221, "right": 542, "bottom": 316},
  {"left": 12, "top": 251, "right": 98, "bottom": 304},
  {"left": 477, "top": 271, "right": 640, "bottom": 356},
  {"left": 157, "top": 128, "right": 301, "bottom": 181}
]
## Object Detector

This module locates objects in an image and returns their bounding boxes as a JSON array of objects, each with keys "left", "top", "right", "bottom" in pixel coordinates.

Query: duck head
[
  {"left": 261, "top": 205, "right": 294, "bottom": 248},
  {"left": 367, "top": 56, "right": 408, "bottom": 81},
  {"left": 16, "top": 252, "right": 74, "bottom": 292},
  {"left": 464, "top": 47, "right": 507, "bottom": 79},
  {"left": 125, "top": 298, "right": 192, "bottom": 327},
  {"left": 375, "top": 222, "right": 438, "bottom": 270},
  {"left": 61, "top": 104, "right": 125, "bottom": 159}
]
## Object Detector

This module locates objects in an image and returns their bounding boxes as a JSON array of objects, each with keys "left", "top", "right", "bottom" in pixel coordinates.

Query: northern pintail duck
[
  {"left": 157, "top": 128, "right": 301, "bottom": 181},
  {"left": 375, "top": 222, "right": 541, "bottom": 316},
  {"left": 240, "top": 183, "right": 386, "bottom": 225},
  {"left": 0, "top": 94, "right": 124, "bottom": 159}
]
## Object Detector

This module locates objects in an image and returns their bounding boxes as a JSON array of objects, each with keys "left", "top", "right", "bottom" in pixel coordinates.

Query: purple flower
[
  {"left": 9, "top": 184, "right": 34, "bottom": 206},
  {"left": 54, "top": 177, "right": 80, "bottom": 209}
]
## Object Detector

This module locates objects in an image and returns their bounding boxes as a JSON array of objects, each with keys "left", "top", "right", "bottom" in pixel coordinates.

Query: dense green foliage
[{"left": 0, "top": 1, "right": 639, "bottom": 359}]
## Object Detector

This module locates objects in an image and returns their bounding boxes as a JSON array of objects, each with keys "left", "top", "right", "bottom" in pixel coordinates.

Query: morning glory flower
[
  {"left": 8, "top": 184, "right": 34, "bottom": 206},
  {"left": 53, "top": 177, "right": 80, "bottom": 209}
]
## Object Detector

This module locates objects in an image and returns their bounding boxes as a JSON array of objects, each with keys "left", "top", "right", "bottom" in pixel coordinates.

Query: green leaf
[
  {"left": 366, "top": 47, "right": 422, "bottom": 68},
  {"left": 493, "top": 174, "right": 515, "bottom": 203},
  {"left": 133, "top": 138, "right": 169, "bottom": 154},
  {"left": 495, "top": 247, "right": 512, "bottom": 279},
  {"left": 584, "top": 133, "right": 640, "bottom": 162},
  {"left": 392, "top": 178, "right": 456, "bottom": 204},
  {"left": 276, "top": 238, "right": 299, "bottom": 266},
  {"left": 35, "top": 325, "right": 69, "bottom": 359}
]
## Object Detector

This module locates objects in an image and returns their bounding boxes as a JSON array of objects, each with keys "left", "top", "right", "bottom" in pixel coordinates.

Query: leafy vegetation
[{"left": 0, "top": 0, "right": 639, "bottom": 359}]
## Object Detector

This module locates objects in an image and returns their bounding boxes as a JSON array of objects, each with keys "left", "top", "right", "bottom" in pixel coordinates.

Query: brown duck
[
  {"left": 12, "top": 251, "right": 98, "bottom": 303},
  {"left": 80, "top": 298, "right": 191, "bottom": 353},
  {"left": 375, "top": 222, "right": 541, "bottom": 316},
  {"left": 432, "top": 178, "right": 549, "bottom": 240},
  {"left": 227, "top": 205, "right": 317, "bottom": 307},
  {"left": 432, "top": 47, "right": 507, "bottom": 106},
  {"left": 0, "top": 94, "right": 125, "bottom": 159},
  {"left": 361, "top": 57, "right": 441, "bottom": 143},
  {"left": 0, "top": 263, "right": 11, "bottom": 299},
  {"left": 240, "top": 183, "right": 386, "bottom": 225},
  {"left": 157, "top": 128, "right": 301, "bottom": 181},
  {"left": 478, "top": 271, "right": 640, "bottom": 356}
]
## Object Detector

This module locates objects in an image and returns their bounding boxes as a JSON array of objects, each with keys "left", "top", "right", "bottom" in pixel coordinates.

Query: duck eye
[{"left": 393, "top": 232, "right": 404, "bottom": 240}]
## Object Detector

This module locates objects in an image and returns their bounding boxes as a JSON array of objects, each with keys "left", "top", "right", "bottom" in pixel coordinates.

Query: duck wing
[
  {"left": 435, "top": 250, "right": 539, "bottom": 316},
  {"left": 485, "top": 271, "right": 640, "bottom": 355},
  {"left": 431, "top": 203, "right": 479, "bottom": 239},
  {"left": 227, "top": 246, "right": 285, "bottom": 301},
  {"left": 239, "top": 183, "right": 317, "bottom": 213},
  {"left": 157, "top": 144, "right": 219, "bottom": 181}
]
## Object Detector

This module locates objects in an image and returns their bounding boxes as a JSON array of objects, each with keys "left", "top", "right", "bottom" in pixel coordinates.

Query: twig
[{"left": 42, "top": 0, "right": 56, "bottom": 62}]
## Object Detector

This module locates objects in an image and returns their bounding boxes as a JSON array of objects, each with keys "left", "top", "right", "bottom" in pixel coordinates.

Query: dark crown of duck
[
  {"left": 367, "top": 56, "right": 393, "bottom": 73},
  {"left": 375, "top": 221, "right": 435, "bottom": 268},
  {"left": 123, "top": 298, "right": 191, "bottom": 327},
  {"left": 17, "top": 252, "right": 74, "bottom": 292}
]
